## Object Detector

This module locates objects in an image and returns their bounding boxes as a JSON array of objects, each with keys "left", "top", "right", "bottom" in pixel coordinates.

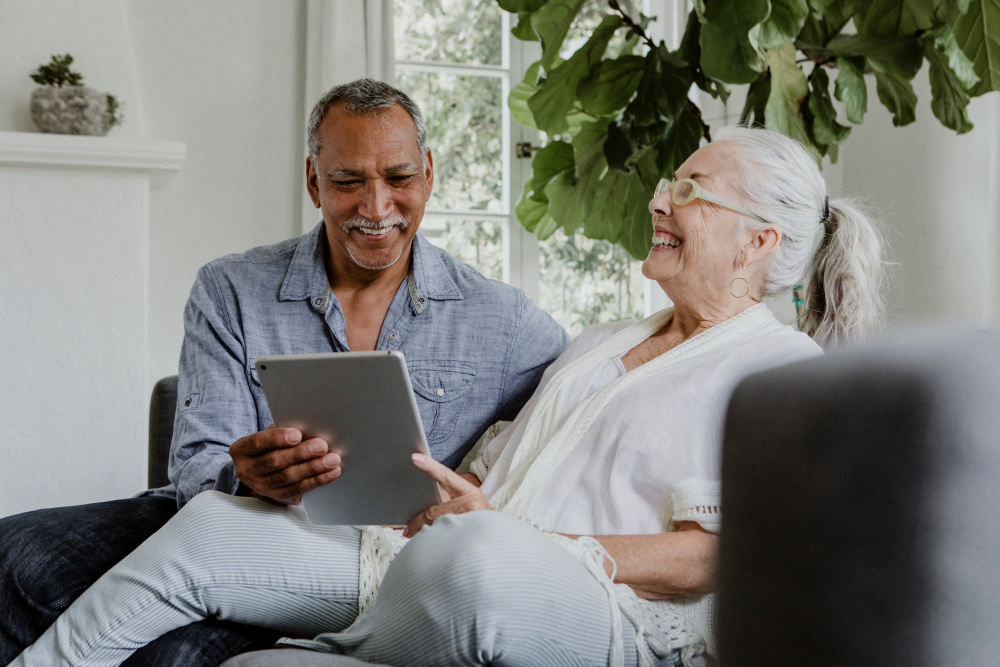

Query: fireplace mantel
[
  {"left": 0, "top": 131, "right": 186, "bottom": 517},
  {"left": 0, "top": 131, "right": 185, "bottom": 188}
]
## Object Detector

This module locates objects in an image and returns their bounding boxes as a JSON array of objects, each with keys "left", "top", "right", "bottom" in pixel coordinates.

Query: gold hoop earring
[{"left": 730, "top": 261, "right": 750, "bottom": 299}]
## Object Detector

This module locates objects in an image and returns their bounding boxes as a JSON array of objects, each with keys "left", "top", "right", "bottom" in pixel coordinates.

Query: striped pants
[{"left": 10, "top": 491, "right": 647, "bottom": 667}]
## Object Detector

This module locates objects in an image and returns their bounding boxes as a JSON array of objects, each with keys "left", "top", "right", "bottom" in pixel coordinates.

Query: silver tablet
[{"left": 253, "top": 351, "right": 441, "bottom": 525}]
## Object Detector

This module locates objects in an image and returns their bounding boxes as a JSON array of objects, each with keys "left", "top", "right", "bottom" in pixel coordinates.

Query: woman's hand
[{"left": 403, "top": 453, "right": 491, "bottom": 537}]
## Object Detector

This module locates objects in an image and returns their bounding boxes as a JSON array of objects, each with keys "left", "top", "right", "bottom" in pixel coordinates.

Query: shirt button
[
  {"left": 436, "top": 388, "right": 445, "bottom": 396},
  {"left": 314, "top": 298, "right": 322, "bottom": 307},
  {"left": 389, "top": 332, "right": 398, "bottom": 340},
  {"left": 184, "top": 397, "right": 192, "bottom": 407}
]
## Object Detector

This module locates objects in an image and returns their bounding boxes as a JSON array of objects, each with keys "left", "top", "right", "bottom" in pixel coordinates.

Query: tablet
[{"left": 253, "top": 351, "right": 441, "bottom": 525}]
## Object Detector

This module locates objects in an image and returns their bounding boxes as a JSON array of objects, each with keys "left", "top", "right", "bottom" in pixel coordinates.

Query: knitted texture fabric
[
  {"left": 671, "top": 479, "right": 723, "bottom": 534},
  {"left": 357, "top": 527, "right": 408, "bottom": 616}
]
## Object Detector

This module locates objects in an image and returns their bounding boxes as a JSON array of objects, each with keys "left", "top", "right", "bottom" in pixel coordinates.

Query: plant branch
[
  {"left": 608, "top": 0, "right": 657, "bottom": 50},
  {"left": 688, "top": 100, "right": 712, "bottom": 143}
]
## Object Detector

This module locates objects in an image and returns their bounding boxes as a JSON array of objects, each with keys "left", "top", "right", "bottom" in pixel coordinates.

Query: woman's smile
[{"left": 652, "top": 221, "right": 682, "bottom": 250}]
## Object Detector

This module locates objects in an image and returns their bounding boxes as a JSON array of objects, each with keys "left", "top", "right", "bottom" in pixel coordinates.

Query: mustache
[{"left": 341, "top": 214, "right": 409, "bottom": 233}]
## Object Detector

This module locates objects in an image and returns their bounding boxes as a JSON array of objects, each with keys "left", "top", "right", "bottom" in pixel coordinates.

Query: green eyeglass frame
[{"left": 654, "top": 178, "right": 773, "bottom": 226}]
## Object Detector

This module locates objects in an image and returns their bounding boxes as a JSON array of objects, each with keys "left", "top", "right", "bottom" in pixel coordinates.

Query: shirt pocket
[{"left": 406, "top": 360, "right": 477, "bottom": 450}]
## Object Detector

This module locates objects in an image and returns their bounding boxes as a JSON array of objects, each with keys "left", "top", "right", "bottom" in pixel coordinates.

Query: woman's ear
[{"left": 744, "top": 227, "right": 781, "bottom": 265}]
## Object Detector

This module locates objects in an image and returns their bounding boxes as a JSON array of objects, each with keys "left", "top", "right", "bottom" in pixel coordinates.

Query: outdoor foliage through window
[{"left": 395, "top": 0, "right": 646, "bottom": 337}]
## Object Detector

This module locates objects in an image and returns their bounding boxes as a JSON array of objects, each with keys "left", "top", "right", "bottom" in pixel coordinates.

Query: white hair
[{"left": 713, "top": 126, "right": 887, "bottom": 346}]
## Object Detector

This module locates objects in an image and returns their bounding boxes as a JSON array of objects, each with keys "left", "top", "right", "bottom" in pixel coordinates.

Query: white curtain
[{"left": 302, "top": 0, "right": 395, "bottom": 233}]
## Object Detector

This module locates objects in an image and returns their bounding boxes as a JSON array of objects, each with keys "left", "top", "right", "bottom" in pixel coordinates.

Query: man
[{"left": 0, "top": 79, "right": 568, "bottom": 666}]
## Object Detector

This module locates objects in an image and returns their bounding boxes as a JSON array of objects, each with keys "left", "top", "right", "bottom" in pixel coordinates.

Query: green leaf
[
  {"left": 516, "top": 180, "right": 550, "bottom": 231},
  {"left": 582, "top": 163, "right": 655, "bottom": 260},
  {"left": 834, "top": 56, "right": 867, "bottom": 123},
  {"left": 545, "top": 169, "right": 587, "bottom": 234},
  {"left": 873, "top": 69, "right": 918, "bottom": 125},
  {"left": 654, "top": 106, "right": 704, "bottom": 177},
  {"left": 528, "top": 14, "right": 622, "bottom": 133},
  {"left": 604, "top": 121, "right": 635, "bottom": 172},
  {"left": 758, "top": 0, "right": 810, "bottom": 50},
  {"left": 577, "top": 55, "right": 645, "bottom": 115},
  {"left": 624, "top": 46, "right": 694, "bottom": 130},
  {"left": 922, "top": 29, "right": 975, "bottom": 132},
  {"left": 927, "top": 24, "right": 980, "bottom": 88},
  {"left": 740, "top": 73, "right": 771, "bottom": 125},
  {"left": 950, "top": 0, "right": 1000, "bottom": 95},
  {"left": 509, "top": 61, "right": 542, "bottom": 128},
  {"left": 699, "top": 0, "right": 770, "bottom": 83},
  {"left": 527, "top": 140, "right": 575, "bottom": 203},
  {"left": 678, "top": 10, "right": 731, "bottom": 102},
  {"left": 807, "top": 67, "right": 852, "bottom": 150},
  {"left": 533, "top": 0, "right": 588, "bottom": 70},
  {"left": 497, "top": 0, "right": 550, "bottom": 11},
  {"left": 800, "top": 0, "right": 855, "bottom": 45},
  {"left": 856, "top": 0, "right": 939, "bottom": 36},
  {"left": 512, "top": 12, "right": 539, "bottom": 41},
  {"left": 825, "top": 34, "right": 924, "bottom": 79},
  {"left": 764, "top": 43, "right": 814, "bottom": 151}
]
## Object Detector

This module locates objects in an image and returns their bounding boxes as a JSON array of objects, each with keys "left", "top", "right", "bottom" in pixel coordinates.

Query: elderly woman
[{"left": 9, "top": 126, "right": 883, "bottom": 667}]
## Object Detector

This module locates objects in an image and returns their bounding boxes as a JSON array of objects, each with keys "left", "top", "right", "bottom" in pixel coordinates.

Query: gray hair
[
  {"left": 713, "top": 126, "right": 887, "bottom": 346},
  {"left": 306, "top": 78, "right": 428, "bottom": 168}
]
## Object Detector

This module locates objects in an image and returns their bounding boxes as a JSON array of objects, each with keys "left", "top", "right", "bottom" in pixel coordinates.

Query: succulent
[
  {"left": 28, "top": 54, "right": 123, "bottom": 135},
  {"left": 30, "top": 54, "right": 84, "bottom": 88}
]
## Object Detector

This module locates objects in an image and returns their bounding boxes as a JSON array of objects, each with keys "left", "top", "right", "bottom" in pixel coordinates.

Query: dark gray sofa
[{"left": 144, "top": 324, "right": 1000, "bottom": 667}]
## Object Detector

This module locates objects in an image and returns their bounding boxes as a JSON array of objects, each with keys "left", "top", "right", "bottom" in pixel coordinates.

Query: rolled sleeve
[
  {"left": 169, "top": 265, "right": 259, "bottom": 508},
  {"left": 670, "top": 478, "right": 722, "bottom": 534}
]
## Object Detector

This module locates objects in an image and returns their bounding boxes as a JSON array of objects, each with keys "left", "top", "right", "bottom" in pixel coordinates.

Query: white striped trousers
[{"left": 10, "top": 491, "right": 650, "bottom": 667}]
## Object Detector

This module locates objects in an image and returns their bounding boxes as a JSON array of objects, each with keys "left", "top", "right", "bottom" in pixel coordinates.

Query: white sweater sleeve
[
  {"left": 670, "top": 478, "right": 722, "bottom": 534},
  {"left": 467, "top": 421, "right": 512, "bottom": 481}
]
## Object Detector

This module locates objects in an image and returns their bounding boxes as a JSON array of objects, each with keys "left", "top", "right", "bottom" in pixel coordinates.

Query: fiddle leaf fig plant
[{"left": 501, "top": 0, "right": 1000, "bottom": 260}]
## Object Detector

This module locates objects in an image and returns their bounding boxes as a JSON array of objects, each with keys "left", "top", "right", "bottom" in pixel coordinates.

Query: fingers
[
  {"left": 267, "top": 466, "right": 342, "bottom": 504},
  {"left": 247, "top": 438, "right": 334, "bottom": 478},
  {"left": 402, "top": 492, "right": 493, "bottom": 538},
  {"left": 232, "top": 426, "right": 303, "bottom": 458},
  {"left": 230, "top": 426, "right": 342, "bottom": 502},
  {"left": 411, "top": 453, "right": 479, "bottom": 498},
  {"left": 259, "top": 451, "right": 341, "bottom": 490},
  {"left": 403, "top": 500, "right": 447, "bottom": 538}
]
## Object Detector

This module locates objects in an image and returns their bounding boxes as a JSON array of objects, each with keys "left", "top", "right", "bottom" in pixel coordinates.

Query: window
[{"left": 394, "top": 0, "right": 663, "bottom": 336}]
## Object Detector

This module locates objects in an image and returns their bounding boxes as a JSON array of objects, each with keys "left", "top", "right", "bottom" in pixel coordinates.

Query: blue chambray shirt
[{"left": 145, "top": 223, "right": 569, "bottom": 508}]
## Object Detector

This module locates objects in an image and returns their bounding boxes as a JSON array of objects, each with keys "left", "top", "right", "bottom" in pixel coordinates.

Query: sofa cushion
[{"left": 717, "top": 325, "right": 1000, "bottom": 667}]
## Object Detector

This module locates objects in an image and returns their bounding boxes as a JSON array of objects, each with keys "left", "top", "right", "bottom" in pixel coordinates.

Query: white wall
[
  {"left": 839, "top": 68, "right": 1000, "bottom": 325},
  {"left": 0, "top": 0, "right": 307, "bottom": 511},
  {"left": 128, "top": 0, "right": 308, "bottom": 385}
]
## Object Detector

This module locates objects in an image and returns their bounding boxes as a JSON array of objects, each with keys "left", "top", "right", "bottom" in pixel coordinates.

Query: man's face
[{"left": 307, "top": 103, "right": 433, "bottom": 273}]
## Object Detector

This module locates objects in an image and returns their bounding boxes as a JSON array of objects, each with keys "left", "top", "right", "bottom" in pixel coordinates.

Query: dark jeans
[{"left": 0, "top": 496, "right": 279, "bottom": 666}]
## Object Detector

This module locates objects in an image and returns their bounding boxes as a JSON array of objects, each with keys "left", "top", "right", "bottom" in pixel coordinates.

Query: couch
[{"left": 143, "top": 324, "right": 1000, "bottom": 666}]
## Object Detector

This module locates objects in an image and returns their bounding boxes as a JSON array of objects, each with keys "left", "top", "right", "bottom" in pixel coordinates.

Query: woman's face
[{"left": 641, "top": 142, "right": 750, "bottom": 302}]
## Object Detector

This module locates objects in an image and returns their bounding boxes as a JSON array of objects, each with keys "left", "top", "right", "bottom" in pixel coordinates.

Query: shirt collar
[{"left": 279, "top": 222, "right": 463, "bottom": 306}]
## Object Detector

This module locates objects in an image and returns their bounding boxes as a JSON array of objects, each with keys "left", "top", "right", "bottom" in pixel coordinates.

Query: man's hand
[
  {"left": 403, "top": 453, "right": 491, "bottom": 537},
  {"left": 230, "top": 424, "right": 341, "bottom": 505}
]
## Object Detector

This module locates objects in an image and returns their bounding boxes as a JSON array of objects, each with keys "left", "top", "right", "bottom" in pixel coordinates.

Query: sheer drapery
[{"left": 301, "top": 0, "right": 395, "bottom": 233}]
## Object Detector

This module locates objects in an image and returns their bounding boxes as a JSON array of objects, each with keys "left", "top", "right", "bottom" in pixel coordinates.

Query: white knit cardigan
[{"left": 359, "top": 304, "right": 823, "bottom": 665}]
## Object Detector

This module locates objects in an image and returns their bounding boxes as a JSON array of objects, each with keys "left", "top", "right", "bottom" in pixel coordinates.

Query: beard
[{"left": 340, "top": 214, "right": 410, "bottom": 271}]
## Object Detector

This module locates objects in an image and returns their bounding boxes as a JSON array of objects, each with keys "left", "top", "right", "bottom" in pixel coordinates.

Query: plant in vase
[{"left": 29, "top": 54, "right": 123, "bottom": 136}]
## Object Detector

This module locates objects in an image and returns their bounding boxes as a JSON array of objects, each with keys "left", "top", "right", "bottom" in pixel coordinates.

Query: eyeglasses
[{"left": 654, "top": 178, "right": 772, "bottom": 226}]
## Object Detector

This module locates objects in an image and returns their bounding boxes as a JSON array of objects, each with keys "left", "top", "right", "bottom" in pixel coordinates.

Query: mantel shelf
[{"left": 0, "top": 131, "right": 185, "bottom": 188}]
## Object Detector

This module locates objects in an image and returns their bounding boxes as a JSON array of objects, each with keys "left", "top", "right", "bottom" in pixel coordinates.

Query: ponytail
[{"left": 800, "top": 198, "right": 886, "bottom": 346}]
